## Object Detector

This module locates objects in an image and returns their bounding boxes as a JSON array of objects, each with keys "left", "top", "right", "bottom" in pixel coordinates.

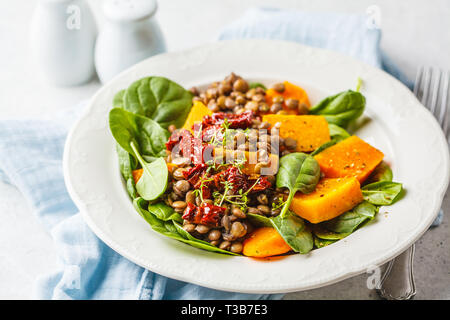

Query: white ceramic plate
[{"left": 63, "top": 40, "right": 449, "bottom": 293}]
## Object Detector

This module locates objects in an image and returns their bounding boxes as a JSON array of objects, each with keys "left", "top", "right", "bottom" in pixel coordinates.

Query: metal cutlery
[{"left": 377, "top": 66, "right": 449, "bottom": 300}]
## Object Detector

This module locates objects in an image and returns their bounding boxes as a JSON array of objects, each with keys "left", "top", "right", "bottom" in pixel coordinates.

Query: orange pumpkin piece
[
  {"left": 265, "top": 81, "right": 311, "bottom": 115},
  {"left": 262, "top": 114, "right": 330, "bottom": 152},
  {"left": 166, "top": 163, "right": 177, "bottom": 174},
  {"left": 290, "top": 177, "right": 363, "bottom": 224},
  {"left": 182, "top": 100, "right": 212, "bottom": 132},
  {"left": 314, "top": 135, "right": 384, "bottom": 183},
  {"left": 243, "top": 227, "right": 291, "bottom": 258},
  {"left": 132, "top": 169, "right": 143, "bottom": 184},
  {"left": 213, "top": 148, "right": 279, "bottom": 176}
]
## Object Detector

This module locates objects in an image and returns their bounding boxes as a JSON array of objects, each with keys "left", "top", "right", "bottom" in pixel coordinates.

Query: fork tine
[
  {"left": 415, "top": 67, "right": 449, "bottom": 142},
  {"left": 438, "top": 71, "right": 449, "bottom": 130},
  {"left": 413, "top": 66, "right": 424, "bottom": 98},
  {"left": 421, "top": 67, "right": 432, "bottom": 106},
  {"left": 429, "top": 68, "right": 441, "bottom": 115}
]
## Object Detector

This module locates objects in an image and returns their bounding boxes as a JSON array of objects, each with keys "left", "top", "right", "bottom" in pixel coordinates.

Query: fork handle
[{"left": 377, "top": 244, "right": 416, "bottom": 300}]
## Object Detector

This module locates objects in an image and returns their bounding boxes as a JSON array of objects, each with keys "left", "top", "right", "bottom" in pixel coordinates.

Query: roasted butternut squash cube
[
  {"left": 213, "top": 148, "right": 279, "bottom": 176},
  {"left": 265, "top": 81, "right": 311, "bottom": 115},
  {"left": 290, "top": 177, "right": 363, "bottom": 223},
  {"left": 314, "top": 135, "right": 384, "bottom": 183},
  {"left": 132, "top": 169, "right": 143, "bottom": 184},
  {"left": 182, "top": 100, "right": 212, "bottom": 132},
  {"left": 243, "top": 227, "right": 291, "bottom": 258},
  {"left": 262, "top": 114, "right": 331, "bottom": 152},
  {"left": 166, "top": 163, "right": 177, "bottom": 174}
]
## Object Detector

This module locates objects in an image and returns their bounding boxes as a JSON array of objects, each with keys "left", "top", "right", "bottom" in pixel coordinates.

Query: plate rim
[{"left": 63, "top": 39, "right": 450, "bottom": 293}]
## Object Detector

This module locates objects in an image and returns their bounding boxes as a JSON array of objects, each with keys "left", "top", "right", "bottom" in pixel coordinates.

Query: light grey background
[{"left": 0, "top": 0, "right": 448, "bottom": 299}]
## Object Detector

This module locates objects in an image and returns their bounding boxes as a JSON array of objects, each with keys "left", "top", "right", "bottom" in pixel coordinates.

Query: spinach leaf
[
  {"left": 148, "top": 202, "right": 183, "bottom": 223},
  {"left": 312, "top": 224, "right": 350, "bottom": 240},
  {"left": 130, "top": 142, "right": 168, "bottom": 201},
  {"left": 133, "top": 198, "right": 182, "bottom": 238},
  {"left": 328, "top": 123, "right": 350, "bottom": 141},
  {"left": 311, "top": 124, "right": 350, "bottom": 156},
  {"left": 310, "top": 140, "right": 338, "bottom": 156},
  {"left": 134, "top": 198, "right": 236, "bottom": 255},
  {"left": 116, "top": 143, "right": 138, "bottom": 198},
  {"left": 109, "top": 107, "right": 169, "bottom": 159},
  {"left": 314, "top": 237, "right": 336, "bottom": 248},
  {"left": 117, "top": 76, "right": 193, "bottom": 129},
  {"left": 276, "top": 153, "right": 320, "bottom": 217},
  {"left": 322, "top": 201, "right": 378, "bottom": 233},
  {"left": 246, "top": 212, "right": 273, "bottom": 227},
  {"left": 172, "top": 222, "right": 238, "bottom": 255},
  {"left": 248, "top": 211, "right": 314, "bottom": 254},
  {"left": 309, "top": 90, "right": 365, "bottom": 128},
  {"left": 249, "top": 82, "right": 267, "bottom": 90},
  {"left": 270, "top": 210, "right": 314, "bottom": 254},
  {"left": 113, "top": 89, "right": 126, "bottom": 108},
  {"left": 362, "top": 181, "right": 403, "bottom": 205},
  {"left": 366, "top": 161, "right": 393, "bottom": 184}
]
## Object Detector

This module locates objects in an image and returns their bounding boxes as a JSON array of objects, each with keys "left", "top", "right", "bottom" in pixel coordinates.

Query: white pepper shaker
[
  {"left": 95, "top": 0, "right": 166, "bottom": 83},
  {"left": 30, "top": 0, "right": 97, "bottom": 86}
]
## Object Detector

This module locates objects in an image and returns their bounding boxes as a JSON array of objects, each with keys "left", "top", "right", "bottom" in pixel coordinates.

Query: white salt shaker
[
  {"left": 30, "top": 0, "right": 97, "bottom": 86},
  {"left": 95, "top": 0, "right": 166, "bottom": 83}
]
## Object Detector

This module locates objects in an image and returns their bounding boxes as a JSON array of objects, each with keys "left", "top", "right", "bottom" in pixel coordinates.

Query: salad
[{"left": 109, "top": 73, "right": 403, "bottom": 258}]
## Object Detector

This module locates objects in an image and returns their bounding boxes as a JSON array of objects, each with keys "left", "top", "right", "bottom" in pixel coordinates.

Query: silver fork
[{"left": 377, "top": 67, "right": 449, "bottom": 300}]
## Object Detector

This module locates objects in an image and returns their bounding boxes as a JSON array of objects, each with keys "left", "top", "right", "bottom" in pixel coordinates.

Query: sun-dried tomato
[
  {"left": 166, "top": 129, "right": 213, "bottom": 165},
  {"left": 213, "top": 166, "right": 247, "bottom": 193},
  {"left": 202, "top": 111, "right": 254, "bottom": 129},
  {"left": 182, "top": 203, "right": 198, "bottom": 223},
  {"left": 200, "top": 203, "right": 225, "bottom": 226},
  {"left": 193, "top": 142, "right": 214, "bottom": 164},
  {"left": 182, "top": 203, "right": 225, "bottom": 227},
  {"left": 183, "top": 164, "right": 208, "bottom": 185},
  {"left": 248, "top": 176, "right": 272, "bottom": 193},
  {"left": 183, "top": 164, "right": 213, "bottom": 199},
  {"left": 212, "top": 166, "right": 271, "bottom": 194},
  {"left": 165, "top": 129, "right": 190, "bottom": 151},
  {"left": 201, "top": 124, "right": 224, "bottom": 143}
]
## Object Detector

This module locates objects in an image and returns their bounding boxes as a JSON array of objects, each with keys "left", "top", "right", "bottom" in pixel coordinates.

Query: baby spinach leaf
[
  {"left": 310, "top": 140, "right": 338, "bottom": 156},
  {"left": 249, "top": 82, "right": 267, "bottom": 90},
  {"left": 322, "top": 201, "right": 378, "bottom": 233},
  {"left": 117, "top": 76, "right": 193, "bottom": 129},
  {"left": 362, "top": 181, "right": 403, "bottom": 205},
  {"left": 248, "top": 210, "right": 315, "bottom": 254},
  {"left": 312, "top": 225, "right": 350, "bottom": 240},
  {"left": 148, "top": 202, "right": 183, "bottom": 223},
  {"left": 314, "top": 237, "right": 336, "bottom": 249},
  {"left": 173, "top": 222, "right": 238, "bottom": 255},
  {"left": 246, "top": 212, "right": 273, "bottom": 227},
  {"left": 328, "top": 123, "right": 350, "bottom": 141},
  {"left": 130, "top": 142, "right": 168, "bottom": 201},
  {"left": 134, "top": 198, "right": 236, "bottom": 255},
  {"left": 309, "top": 90, "right": 365, "bottom": 128},
  {"left": 109, "top": 108, "right": 169, "bottom": 159},
  {"left": 113, "top": 89, "right": 126, "bottom": 108},
  {"left": 276, "top": 153, "right": 320, "bottom": 217},
  {"left": 311, "top": 124, "right": 350, "bottom": 156},
  {"left": 270, "top": 210, "right": 314, "bottom": 254},
  {"left": 116, "top": 143, "right": 137, "bottom": 198},
  {"left": 365, "top": 161, "right": 393, "bottom": 184},
  {"left": 133, "top": 198, "right": 182, "bottom": 238}
]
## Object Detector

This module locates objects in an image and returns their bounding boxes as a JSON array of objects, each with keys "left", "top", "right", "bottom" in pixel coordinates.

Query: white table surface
[{"left": 0, "top": 0, "right": 449, "bottom": 299}]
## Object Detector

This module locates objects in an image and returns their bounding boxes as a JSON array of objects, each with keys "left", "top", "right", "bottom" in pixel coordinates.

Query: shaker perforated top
[{"left": 103, "top": 0, "right": 157, "bottom": 22}]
